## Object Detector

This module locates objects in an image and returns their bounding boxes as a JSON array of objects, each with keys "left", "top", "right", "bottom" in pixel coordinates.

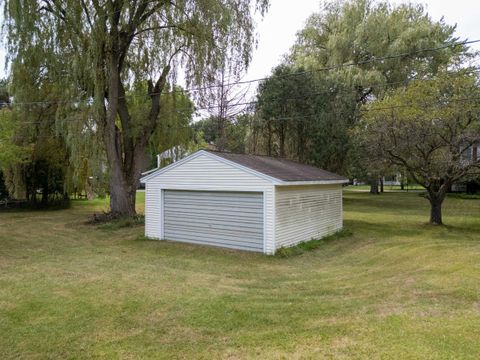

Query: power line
[
  {"left": 6, "top": 94, "right": 480, "bottom": 141},
  {"left": 2, "top": 38, "right": 479, "bottom": 137},
  {"left": 6, "top": 69, "right": 480, "bottom": 125},
  {"left": 10, "top": 66, "right": 480, "bottom": 125},
  {"left": 4, "top": 39, "right": 480, "bottom": 107},
  {"left": 360, "top": 96, "right": 480, "bottom": 113},
  {"left": 198, "top": 39, "right": 480, "bottom": 90},
  {"left": 240, "top": 95, "right": 480, "bottom": 122}
]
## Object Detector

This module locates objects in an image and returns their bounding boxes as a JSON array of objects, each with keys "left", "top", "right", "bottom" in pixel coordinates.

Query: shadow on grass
[
  {"left": 94, "top": 215, "right": 145, "bottom": 231},
  {"left": 0, "top": 202, "right": 71, "bottom": 213}
]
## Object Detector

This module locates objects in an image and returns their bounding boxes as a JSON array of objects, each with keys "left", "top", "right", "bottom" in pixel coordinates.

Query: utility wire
[
  {"left": 4, "top": 39, "right": 480, "bottom": 107},
  {"left": 6, "top": 67, "right": 480, "bottom": 122},
  {"left": 10, "top": 67, "right": 480, "bottom": 125},
  {"left": 7, "top": 94, "right": 480, "bottom": 141}
]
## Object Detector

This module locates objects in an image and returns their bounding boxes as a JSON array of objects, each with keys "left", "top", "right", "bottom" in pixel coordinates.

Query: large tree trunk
[
  {"left": 104, "top": 117, "right": 150, "bottom": 216},
  {"left": 105, "top": 55, "right": 137, "bottom": 216},
  {"left": 108, "top": 166, "right": 137, "bottom": 216},
  {"left": 103, "top": 101, "right": 152, "bottom": 217}
]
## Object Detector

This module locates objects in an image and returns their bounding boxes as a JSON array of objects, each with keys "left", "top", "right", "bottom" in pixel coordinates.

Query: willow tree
[{"left": 4, "top": 0, "right": 268, "bottom": 215}]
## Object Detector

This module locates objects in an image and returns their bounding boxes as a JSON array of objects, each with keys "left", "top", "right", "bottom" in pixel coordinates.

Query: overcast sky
[
  {"left": 245, "top": 0, "right": 480, "bottom": 82},
  {"left": 1, "top": 0, "right": 478, "bottom": 82}
]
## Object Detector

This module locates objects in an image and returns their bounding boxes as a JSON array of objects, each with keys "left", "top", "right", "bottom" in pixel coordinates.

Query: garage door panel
[
  {"left": 165, "top": 220, "right": 262, "bottom": 235},
  {"left": 164, "top": 234, "right": 263, "bottom": 251},
  {"left": 164, "top": 205, "right": 263, "bottom": 216},
  {"left": 162, "top": 227, "right": 263, "bottom": 245},
  {"left": 163, "top": 190, "right": 264, "bottom": 252},
  {"left": 164, "top": 197, "right": 263, "bottom": 208},
  {"left": 165, "top": 191, "right": 262, "bottom": 199},
  {"left": 166, "top": 224, "right": 263, "bottom": 242},
  {"left": 164, "top": 211, "right": 264, "bottom": 223}
]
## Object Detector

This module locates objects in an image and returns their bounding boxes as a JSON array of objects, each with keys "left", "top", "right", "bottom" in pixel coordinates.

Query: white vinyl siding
[
  {"left": 144, "top": 152, "right": 276, "bottom": 254},
  {"left": 164, "top": 190, "right": 264, "bottom": 251},
  {"left": 144, "top": 182, "right": 162, "bottom": 239},
  {"left": 275, "top": 184, "right": 343, "bottom": 249}
]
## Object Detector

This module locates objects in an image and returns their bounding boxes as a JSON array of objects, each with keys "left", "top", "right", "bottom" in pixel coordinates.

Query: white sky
[
  {"left": 244, "top": 0, "right": 480, "bottom": 82},
  {"left": 0, "top": 0, "right": 478, "bottom": 83}
]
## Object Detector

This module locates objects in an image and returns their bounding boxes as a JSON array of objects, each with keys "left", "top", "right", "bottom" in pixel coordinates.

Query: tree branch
[
  {"left": 133, "top": 24, "right": 191, "bottom": 37},
  {"left": 80, "top": 0, "right": 94, "bottom": 30}
]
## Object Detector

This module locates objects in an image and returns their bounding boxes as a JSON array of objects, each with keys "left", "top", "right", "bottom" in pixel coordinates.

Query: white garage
[{"left": 140, "top": 150, "right": 348, "bottom": 254}]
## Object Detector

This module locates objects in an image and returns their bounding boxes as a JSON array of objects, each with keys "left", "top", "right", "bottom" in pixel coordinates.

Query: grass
[
  {"left": 95, "top": 215, "right": 145, "bottom": 231},
  {"left": 447, "top": 192, "right": 480, "bottom": 200},
  {"left": 346, "top": 184, "right": 425, "bottom": 191},
  {"left": 1, "top": 191, "right": 480, "bottom": 359},
  {"left": 275, "top": 228, "right": 353, "bottom": 258}
]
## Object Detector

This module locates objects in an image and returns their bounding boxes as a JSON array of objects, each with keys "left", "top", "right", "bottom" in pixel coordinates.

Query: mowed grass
[{"left": 1, "top": 191, "right": 480, "bottom": 359}]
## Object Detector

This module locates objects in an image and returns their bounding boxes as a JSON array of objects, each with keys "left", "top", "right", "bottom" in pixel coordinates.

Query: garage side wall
[
  {"left": 145, "top": 182, "right": 163, "bottom": 239},
  {"left": 144, "top": 153, "right": 276, "bottom": 254},
  {"left": 275, "top": 184, "right": 343, "bottom": 250}
]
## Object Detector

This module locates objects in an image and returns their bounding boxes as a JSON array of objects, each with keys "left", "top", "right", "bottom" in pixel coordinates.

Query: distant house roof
[{"left": 206, "top": 150, "right": 347, "bottom": 182}]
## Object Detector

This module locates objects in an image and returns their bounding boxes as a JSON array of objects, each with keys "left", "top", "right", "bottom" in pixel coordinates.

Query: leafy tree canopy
[
  {"left": 357, "top": 71, "right": 480, "bottom": 224},
  {"left": 291, "top": 0, "right": 463, "bottom": 92}
]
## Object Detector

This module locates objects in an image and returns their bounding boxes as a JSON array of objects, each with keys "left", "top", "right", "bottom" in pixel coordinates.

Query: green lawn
[
  {"left": 1, "top": 192, "right": 480, "bottom": 359},
  {"left": 346, "top": 184, "right": 425, "bottom": 191}
]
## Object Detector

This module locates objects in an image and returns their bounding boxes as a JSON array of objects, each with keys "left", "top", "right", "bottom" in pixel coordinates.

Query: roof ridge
[{"left": 205, "top": 149, "right": 306, "bottom": 162}]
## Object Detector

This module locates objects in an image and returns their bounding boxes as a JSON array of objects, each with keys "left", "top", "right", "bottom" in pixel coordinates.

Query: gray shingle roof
[{"left": 208, "top": 151, "right": 348, "bottom": 182}]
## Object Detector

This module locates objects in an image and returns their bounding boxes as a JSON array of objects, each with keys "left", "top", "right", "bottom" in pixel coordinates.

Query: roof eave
[{"left": 275, "top": 179, "right": 349, "bottom": 186}]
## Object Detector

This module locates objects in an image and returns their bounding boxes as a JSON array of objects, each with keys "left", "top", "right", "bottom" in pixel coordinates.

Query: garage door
[{"left": 164, "top": 190, "right": 264, "bottom": 252}]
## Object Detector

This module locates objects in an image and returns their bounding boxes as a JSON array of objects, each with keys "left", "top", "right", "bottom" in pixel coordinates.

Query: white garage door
[{"left": 164, "top": 190, "right": 264, "bottom": 252}]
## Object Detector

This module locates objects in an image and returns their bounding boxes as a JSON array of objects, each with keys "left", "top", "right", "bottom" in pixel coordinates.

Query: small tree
[{"left": 357, "top": 71, "right": 480, "bottom": 225}]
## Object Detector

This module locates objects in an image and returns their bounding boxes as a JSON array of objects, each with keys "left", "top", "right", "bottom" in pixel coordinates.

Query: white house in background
[
  {"left": 140, "top": 150, "right": 348, "bottom": 255},
  {"left": 453, "top": 143, "right": 479, "bottom": 192},
  {"left": 156, "top": 146, "right": 190, "bottom": 167},
  {"left": 142, "top": 144, "right": 219, "bottom": 178}
]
